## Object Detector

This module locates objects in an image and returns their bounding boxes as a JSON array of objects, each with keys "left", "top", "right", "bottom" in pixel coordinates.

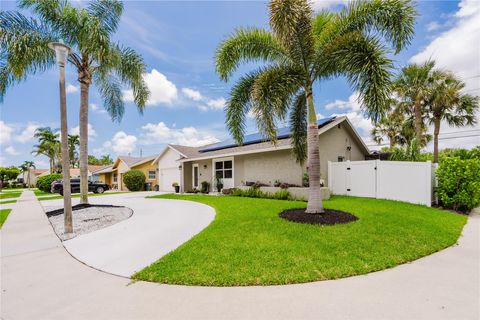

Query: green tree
[
  {"left": 427, "top": 71, "right": 478, "bottom": 163},
  {"left": 88, "top": 154, "right": 114, "bottom": 165},
  {"left": 68, "top": 134, "right": 80, "bottom": 168},
  {"left": 19, "top": 160, "right": 35, "bottom": 188},
  {"left": 371, "top": 101, "right": 405, "bottom": 147},
  {"left": 32, "top": 127, "right": 60, "bottom": 172},
  {"left": 394, "top": 61, "right": 435, "bottom": 145},
  {"left": 0, "top": 166, "right": 21, "bottom": 190},
  {"left": 215, "top": 0, "right": 416, "bottom": 213},
  {"left": 1, "top": 0, "right": 150, "bottom": 204}
]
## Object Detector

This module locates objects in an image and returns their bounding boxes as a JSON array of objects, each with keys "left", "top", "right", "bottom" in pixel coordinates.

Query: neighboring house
[
  {"left": 94, "top": 156, "right": 158, "bottom": 191},
  {"left": 18, "top": 169, "right": 49, "bottom": 187},
  {"left": 38, "top": 166, "right": 107, "bottom": 180},
  {"left": 173, "top": 116, "right": 369, "bottom": 192}
]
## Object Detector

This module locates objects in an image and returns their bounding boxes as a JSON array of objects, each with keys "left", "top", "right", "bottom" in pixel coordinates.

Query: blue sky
[{"left": 1, "top": 0, "right": 479, "bottom": 168}]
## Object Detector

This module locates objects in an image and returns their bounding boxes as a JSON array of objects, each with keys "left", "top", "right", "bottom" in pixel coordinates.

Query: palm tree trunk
[
  {"left": 305, "top": 85, "right": 324, "bottom": 214},
  {"left": 433, "top": 117, "right": 441, "bottom": 163},
  {"left": 79, "top": 80, "right": 90, "bottom": 204},
  {"left": 414, "top": 100, "right": 423, "bottom": 145}
]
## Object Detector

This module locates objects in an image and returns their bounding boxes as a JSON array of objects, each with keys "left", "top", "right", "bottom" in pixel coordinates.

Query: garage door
[{"left": 160, "top": 167, "right": 180, "bottom": 191}]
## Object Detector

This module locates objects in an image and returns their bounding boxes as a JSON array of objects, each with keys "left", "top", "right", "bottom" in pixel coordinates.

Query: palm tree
[
  {"left": 371, "top": 101, "right": 405, "bottom": 147},
  {"left": 19, "top": 160, "right": 35, "bottom": 188},
  {"left": 1, "top": 0, "right": 150, "bottom": 204},
  {"left": 68, "top": 134, "right": 80, "bottom": 168},
  {"left": 32, "top": 127, "right": 60, "bottom": 172},
  {"left": 215, "top": 0, "right": 416, "bottom": 213},
  {"left": 100, "top": 154, "right": 113, "bottom": 165},
  {"left": 427, "top": 71, "right": 478, "bottom": 163},
  {"left": 394, "top": 61, "right": 435, "bottom": 145}
]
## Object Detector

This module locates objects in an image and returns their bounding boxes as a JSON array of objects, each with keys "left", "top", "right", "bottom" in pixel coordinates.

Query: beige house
[{"left": 174, "top": 116, "right": 370, "bottom": 192}]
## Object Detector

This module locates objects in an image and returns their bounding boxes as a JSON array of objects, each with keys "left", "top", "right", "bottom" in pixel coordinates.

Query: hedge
[
  {"left": 123, "top": 170, "right": 146, "bottom": 191},
  {"left": 437, "top": 157, "right": 480, "bottom": 212},
  {"left": 36, "top": 173, "right": 62, "bottom": 193}
]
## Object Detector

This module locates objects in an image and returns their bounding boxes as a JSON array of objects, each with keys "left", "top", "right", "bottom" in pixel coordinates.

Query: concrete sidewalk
[{"left": 1, "top": 191, "right": 479, "bottom": 320}]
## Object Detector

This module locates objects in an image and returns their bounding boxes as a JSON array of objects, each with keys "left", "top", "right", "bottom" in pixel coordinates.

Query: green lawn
[
  {"left": 0, "top": 208, "right": 12, "bottom": 228},
  {"left": 0, "top": 200, "right": 17, "bottom": 204},
  {"left": 0, "top": 191, "right": 22, "bottom": 200},
  {"left": 34, "top": 189, "right": 52, "bottom": 197},
  {"left": 134, "top": 194, "right": 467, "bottom": 286},
  {"left": 38, "top": 192, "right": 129, "bottom": 201}
]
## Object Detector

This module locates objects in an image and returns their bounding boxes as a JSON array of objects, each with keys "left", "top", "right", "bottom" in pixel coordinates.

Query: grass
[
  {"left": 0, "top": 200, "right": 17, "bottom": 204},
  {"left": 37, "top": 191, "right": 129, "bottom": 201},
  {"left": 0, "top": 209, "right": 12, "bottom": 228},
  {"left": 0, "top": 191, "right": 22, "bottom": 200},
  {"left": 34, "top": 189, "right": 52, "bottom": 197},
  {"left": 134, "top": 194, "right": 467, "bottom": 286}
]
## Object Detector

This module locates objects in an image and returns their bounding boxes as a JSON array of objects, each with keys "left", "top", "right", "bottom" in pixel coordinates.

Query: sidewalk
[{"left": 1, "top": 191, "right": 479, "bottom": 320}]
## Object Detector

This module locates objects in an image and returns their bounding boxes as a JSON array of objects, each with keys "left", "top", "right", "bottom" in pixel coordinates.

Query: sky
[{"left": 1, "top": 0, "right": 479, "bottom": 168}]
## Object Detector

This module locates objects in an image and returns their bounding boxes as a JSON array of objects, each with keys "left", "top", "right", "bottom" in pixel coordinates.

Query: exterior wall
[
  {"left": 318, "top": 123, "right": 366, "bottom": 185},
  {"left": 157, "top": 148, "right": 181, "bottom": 191},
  {"left": 96, "top": 172, "right": 112, "bottom": 185},
  {"left": 116, "top": 161, "right": 130, "bottom": 191},
  {"left": 131, "top": 161, "right": 158, "bottom": 190},
  {"left": 236, "top": 149, "right": 303, "bottom": 186}
]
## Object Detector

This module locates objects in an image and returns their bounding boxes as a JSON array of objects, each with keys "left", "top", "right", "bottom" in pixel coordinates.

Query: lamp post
[{"left": 48, "top": 41, "right": 73, "bottom": 234}]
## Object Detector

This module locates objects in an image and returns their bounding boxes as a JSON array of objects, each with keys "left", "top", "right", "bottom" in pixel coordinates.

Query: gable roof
[
  {"left": 173, "top": 116, "right": 369, "bottom": 162},
  {"left": 112, "top": 155, "right": 157, "bottom": 169}
]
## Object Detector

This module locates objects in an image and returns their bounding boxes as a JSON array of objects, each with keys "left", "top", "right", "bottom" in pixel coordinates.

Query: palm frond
[
  {"left": 94, "top": 71, "right": 124, "bottom": 122},
  {"left": 289, "top": 90, "right": 307, "bottom": 163},
  {"left": 215, "top": 28, "right": 288, "bottom": 81},
  {"left": 87, "top": 0, "right": 123, "bottom": 35}
]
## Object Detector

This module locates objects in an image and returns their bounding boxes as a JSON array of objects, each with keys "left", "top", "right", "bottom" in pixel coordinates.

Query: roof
[
  {"left": 199, "top": 117, "right": 336, "bottom": 153},
  {"left": 175, "top": 116, "right": 369, "bottom": 162},
  {"left": 91, "top": 165, "right": 114, "bottom": 174},
  {"left": 31, "top": 169, "right": 48, "bottom": 175},
  {"left": 113, "top": 155, "right": 157, "bottom": 169}
]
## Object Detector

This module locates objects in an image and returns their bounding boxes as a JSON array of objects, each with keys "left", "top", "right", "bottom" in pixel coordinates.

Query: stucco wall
[{"left": 158, "top": 148, "right": 181, "bottom": 169}]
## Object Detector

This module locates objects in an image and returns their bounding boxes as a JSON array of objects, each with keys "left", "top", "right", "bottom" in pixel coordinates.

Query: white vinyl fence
[{"left": 328, "top": 160, "right": 436, "bottom": 206}]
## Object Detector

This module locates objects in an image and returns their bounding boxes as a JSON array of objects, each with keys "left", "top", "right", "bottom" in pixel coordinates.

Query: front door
[
  {"left": 192, "top": 164, "right": 199, "bottom": 189},
  {"left": 213, "top": 158, "right": 234, "bottom": 189}
]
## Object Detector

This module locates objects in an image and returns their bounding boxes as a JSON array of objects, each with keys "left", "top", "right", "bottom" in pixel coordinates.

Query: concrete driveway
[
  {"left": 1, "top": 191, "right": 479, "bottom": 320},
  {"left": 40, "top": 192, "right": 215, "bottom": 277}
]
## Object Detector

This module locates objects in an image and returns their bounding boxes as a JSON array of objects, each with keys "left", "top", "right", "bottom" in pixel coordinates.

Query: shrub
[
  {"left": 123, "top": 170, "right": 146, "bottom": 191},
  {"left": 271, "top": 189, "right": 291, "bottom": 200},
  {"left": 36, "top": 173, "right": 62, "bottom": 193},
  {"left": 231, "top": 187, "right": 300, "bottom": 201},
  {"left": 437, "top": 157, "right": 480, "bottom": 212},
  {"left": 222, "top": 188, "right": 235, "bottom": 195}
]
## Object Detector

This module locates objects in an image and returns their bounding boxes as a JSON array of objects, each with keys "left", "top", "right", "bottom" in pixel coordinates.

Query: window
[
  {"left": 193, "top": 165, "right": 199, "bottom": 188},
  {"left": 215, "top": 160, "right": 233, "bottom": 179},
  {"left": 148, "top": 170, "right": 156, "bottom": 180},
  {"left": 113, "top": 174, "right": 117, "bottom": 182}
]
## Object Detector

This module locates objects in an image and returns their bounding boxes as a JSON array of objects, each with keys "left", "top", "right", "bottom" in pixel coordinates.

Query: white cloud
[
  {"left": 123, "top": 69, "right": 178, "bottom": 106},
  {"left": 69, "top": 123, "right": 97, "bottom": 138},
  {"left": 15, "top": 123, "right": 40, "bottom": 143},
  {"left": 317, "top": 113, "right": 326, "bottom": 119},
  {"left": 181, "top": 88, "right": 204, "bottom": 101},
  {"left": 0, "top": 121, "right": 13, "bottom": 145},
  {"left": 103, "top": 131, "right": 137, "bottom": 154},
  {"left": 426, "top": 21, "right": 442, "bottom": 32},
  {"left": 311, "top": 0, "right": 347, "bottom": 10},
  {"left": 141, "top": 122, "right": 219, "bottom": 147},
  {"left": 90, "top": 103, "right": 98, "bottom": 111},
  {"left": 5, "top": 146, "right": 19, "bottom": 155},
  {"left": 324, "top": 91, "right": 362, "bottom": 112},
  {"left": 206, "top": 97, "right": 226, "bottom": 110},
  {"left": 66, "top": 83, "right": 79, "bottom": 94},
  {"left": 410, "top": 0, "right": 480, "bottom": 93},
  {"left": 332, "top": 111, "right": 373, "bottom": 134}
]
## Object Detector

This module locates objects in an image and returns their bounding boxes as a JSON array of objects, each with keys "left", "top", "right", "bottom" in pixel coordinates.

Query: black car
[{"left": 51, "top": 178, "right": 109, "bottom": 195}]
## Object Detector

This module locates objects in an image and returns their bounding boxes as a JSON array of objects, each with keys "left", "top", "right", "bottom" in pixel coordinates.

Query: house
[
  {"left": 38, "top": 166, "right": 106, "bottom": 180},
  {"left": 152, "top": 145, "right": 189, "bottom": 191},
  {"left": 172, "top": 116, "right": 369, "bottom": 192},
  {"left": 18, "top": 169, "right": 48, "bottom": 187},
  {"left": 93, "top": 155, "right": 158, "bottom": 191}
]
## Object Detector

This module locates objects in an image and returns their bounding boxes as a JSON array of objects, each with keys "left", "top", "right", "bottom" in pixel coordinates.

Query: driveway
[
  {"left": 40, "top": 192, "right": 215, "bottom": 277},
  {"left": 1, "top": 191, "right": 479, "bottom": 320}
]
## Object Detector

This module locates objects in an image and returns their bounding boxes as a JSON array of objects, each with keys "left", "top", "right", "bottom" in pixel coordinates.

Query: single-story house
[
  {"left": 94, "top": 155, "right": 158, "bottom": 191},
  {"left": 166, "top": 116, "right": 369, "bottom": 192},
  {"left": 37, "top": 166, "right": 106, "bottom": 180},
  {"left": 17, "top": 168, "right": 49, "bottom": 187},
  {"left": 152, "top": 145, "right": 189, "bottom": 192}
]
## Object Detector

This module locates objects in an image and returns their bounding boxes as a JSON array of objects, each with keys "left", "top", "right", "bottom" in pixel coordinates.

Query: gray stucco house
[{"left": 167, "top": 116, "right": 370, "bottom": 193}]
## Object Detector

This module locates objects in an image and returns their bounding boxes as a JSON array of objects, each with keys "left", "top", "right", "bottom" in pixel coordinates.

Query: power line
[
  {"left": 440, "top": 129, "right": 480, "bottom": 135},
  {"left": 366, "top": 133, "right": 480, "bottom": 147}
]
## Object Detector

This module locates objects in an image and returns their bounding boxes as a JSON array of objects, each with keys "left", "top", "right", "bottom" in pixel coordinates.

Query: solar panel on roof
[{"left": 199, "top": 116, "right": 336, "bottom": 153}]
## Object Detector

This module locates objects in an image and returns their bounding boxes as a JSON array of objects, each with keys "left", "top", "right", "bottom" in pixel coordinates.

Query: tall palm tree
[
  {"left": 100, "top": 154, "right": 113, "bottom": 165},
  {"left": 19, "top": 160, "right": 35, "bottom": 188},
  {"left": 371, "top": 101, "right": 405, "bottom": 147},
  {"left": 1, "top": 0, "right": 150, "bottom": 204},
  {"left": 32, "top": 127, "right": 60, "bottom": 172},
  {"left": 68, "top": 134, "right": 80, "bottom": 168},
  {"left": 394, "top": 61, "right": 435, "bottom": 145},
  {"left": 215, "top": 0, "right": 416, "bottom": 213},
  {"left": 427, "top": 71, "right": 478, "bottom": 163}
]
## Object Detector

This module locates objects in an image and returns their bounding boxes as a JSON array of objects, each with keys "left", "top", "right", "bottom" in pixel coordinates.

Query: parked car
[{"left": 51, "top": 178, "right": 109, "bottom": 195}]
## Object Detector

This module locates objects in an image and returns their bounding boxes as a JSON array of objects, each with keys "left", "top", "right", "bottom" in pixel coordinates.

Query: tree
[
  {"left": 394, "top": 61, "right": 435, "bottom": 145},
  {"left": 68, "top": 134, "right": 80, "bottom": 168},
  {"left": 1, "top": 0, "right": 150, "bottom": 204},
  {"left": 88, "top": 154, "right": 114, "bottom": 165},
  {"left": 427, "top": 71, "right": 478, "bottom": 163},
  {"left": 19, "top": 160, "right": 35, "bottom": 188},
  {"left": 371, "top": 101, "right": 405, "bottom": 147},
  {"left": 215, "top": 0, "right": 416, "bottom": 213},
  {"left": 0, "top": 166, "right": 21, "bottom": 190},
  {"left": 32, "top": 127, "right": 60, "bottom": 172}
]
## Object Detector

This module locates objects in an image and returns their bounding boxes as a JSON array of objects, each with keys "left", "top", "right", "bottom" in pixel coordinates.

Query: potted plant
[
  {"left": 172, "top": 182, "right": 180, "bottom": 193},
  {"left": 201, "top": 181, "right": 210, "bottom": 194},
  {"left": 215, "top": 176, "right": 223, "bottom": 192}
]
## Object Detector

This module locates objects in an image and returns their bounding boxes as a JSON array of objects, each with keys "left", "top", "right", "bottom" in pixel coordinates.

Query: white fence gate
[{"left": 328, "top": 160, "right": 435, "bottom": 206}]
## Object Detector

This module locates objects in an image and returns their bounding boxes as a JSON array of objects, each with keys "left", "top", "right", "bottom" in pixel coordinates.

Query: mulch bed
[
  {"left": 45, "top": 204, "right": 125, "bottom": 217},
  {"left": 279, "top": 208, "right": 358, "bottom": 225}
]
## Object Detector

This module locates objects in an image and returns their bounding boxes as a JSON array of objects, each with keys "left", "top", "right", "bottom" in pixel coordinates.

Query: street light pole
[{"left": 48, "top": 41, "right": 73, "bottom": 234}]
